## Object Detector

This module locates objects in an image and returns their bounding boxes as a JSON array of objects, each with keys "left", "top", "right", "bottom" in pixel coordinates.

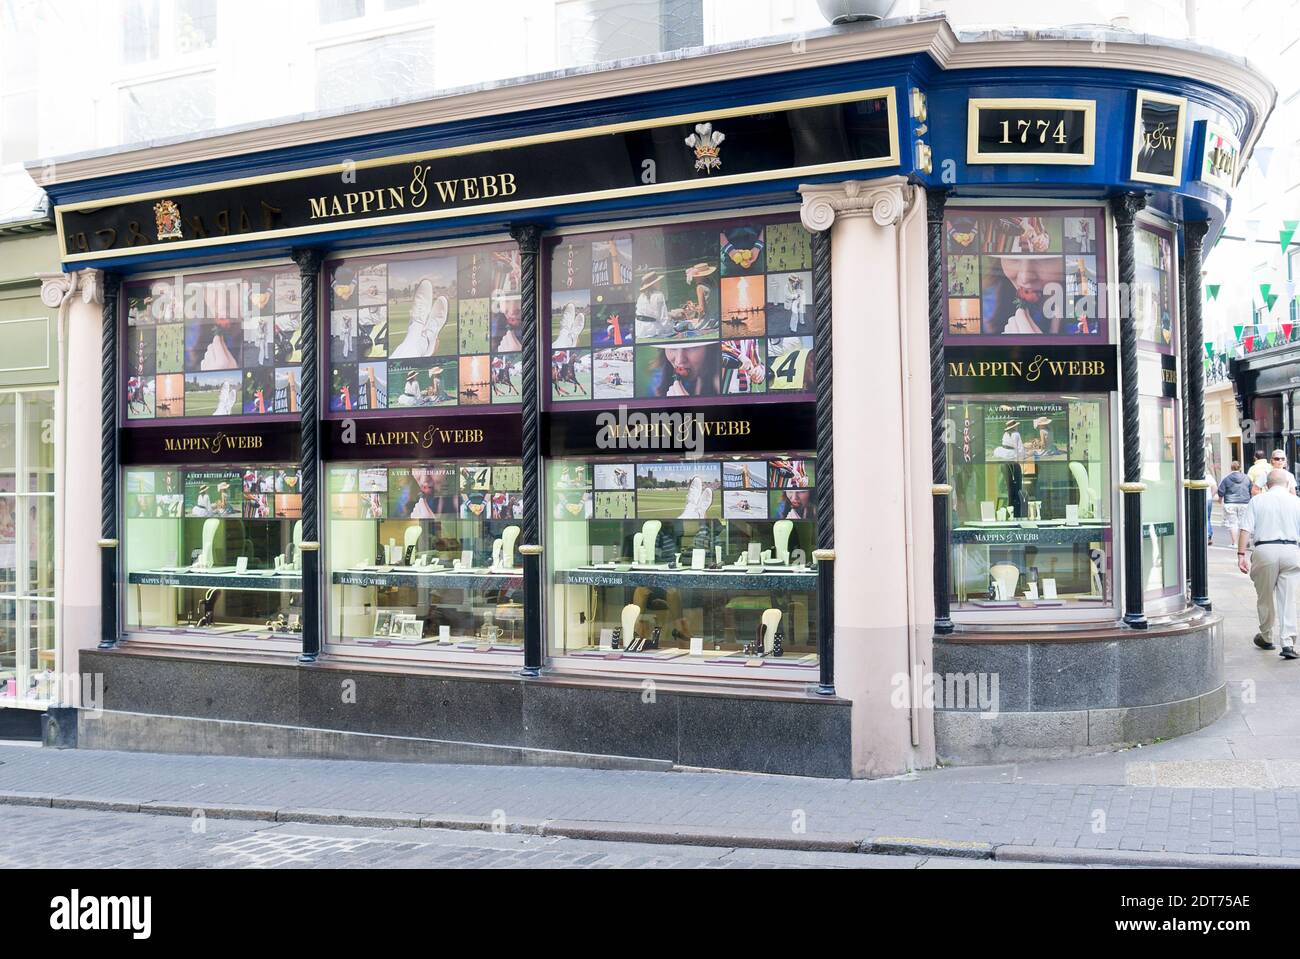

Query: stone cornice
[
  {"left": 799, "top": 177, "right": 915, "bottom": 231},
  {"left": 31, "top": 16, "right": 1274, "bottom": 190}
]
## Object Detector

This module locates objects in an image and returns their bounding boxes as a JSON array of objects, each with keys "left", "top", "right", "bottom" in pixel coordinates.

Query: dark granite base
[
  {"left": 77, "top": 649, "right": 851, "bottom": 778},
  {"left": 0, "top": 707, "right": 42, "bottom": 741},
  {"left": 932, "top": 612, "right": 1224, "bottom": 763}
]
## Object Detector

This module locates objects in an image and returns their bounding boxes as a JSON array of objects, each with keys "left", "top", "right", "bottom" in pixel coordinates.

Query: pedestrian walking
[
  {"left": 1218, "top": 460, "right": 1252, "bottom": 549},
  {"left": 1248, "top": 451, "right": 1271, "bottom": 492},
  {"left": 1238, "top": 469, "right": 1300, "bottom": 659}
]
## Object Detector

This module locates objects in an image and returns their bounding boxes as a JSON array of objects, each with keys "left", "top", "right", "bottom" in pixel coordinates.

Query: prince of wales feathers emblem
[{"left": 685, "top": 123, "right": 724, "bottom": 174}]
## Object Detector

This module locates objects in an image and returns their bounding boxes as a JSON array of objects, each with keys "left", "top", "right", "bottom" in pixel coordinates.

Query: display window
[
  {"left": 1134, "top": 218, "right": 1182, "bottom": 603},
  {"left": 1139, "top": 396, "right": 1181, "bottom": 600},
  {"left": 942, "top": 206, "right": 1108, "bottom": 342},
  {"left": 947, "top": 395, "right": 1114, "bottom": 611},
  {"left": 0, "top": 391, "right": 57, "bottom": 705},
  {"left": 1135, "top": 221, "right": 1176, "bottom": 352},
  {"left": 325, "top": 460, "right": 525, "bottom": 660},
  {"left": 123, "top": 464, "right": 304, "bottom": 643},
  {"left": 545, "top": 453, "right": 819, "bottom": 672},
  {"left": 545, "top": 212, "right": 817, "bottom": 407},
  {"left": 324, "top": 240, "right": 522, "bottom": 414},
  {"left": 124, "top": 265, "right": 302, "bottom": 421}
]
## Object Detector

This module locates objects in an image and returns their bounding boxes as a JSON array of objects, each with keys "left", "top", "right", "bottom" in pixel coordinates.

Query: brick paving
[
  {"left": 1, "top": 744, "right": 1298, "bottom": 859},
  {"left": 0, "top": 805, "right": 1036, "bottom": 869}
]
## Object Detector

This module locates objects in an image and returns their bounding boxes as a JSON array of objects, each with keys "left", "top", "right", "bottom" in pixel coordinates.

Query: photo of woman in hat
[{"left": 635, "top": 271, "right": 671, "bottom": 340}]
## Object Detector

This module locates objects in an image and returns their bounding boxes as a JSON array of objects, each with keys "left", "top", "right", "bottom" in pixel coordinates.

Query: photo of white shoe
[
  {"left": 553, "top": 301, "right": 586, "bottom": 348},
  {"left": 389, "top": 279, "right": 450, "bottom": 358},
  {"left": 678, "top": 476, "right": 713, "bottom": 519}
]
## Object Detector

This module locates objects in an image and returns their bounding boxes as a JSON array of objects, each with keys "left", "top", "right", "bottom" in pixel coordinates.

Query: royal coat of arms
[
  {"left": 685, "top": 122, "right": 724, "bottom": 174},
  {"left": 154, "top": 200, "right": 182, "bottom": 241}
]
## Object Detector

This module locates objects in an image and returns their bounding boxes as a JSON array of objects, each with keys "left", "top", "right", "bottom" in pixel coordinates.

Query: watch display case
[
  {"left": 123, "top": 465, "right": 305, "bottom": 640},
  {"left": 546, "top": 454, "right": 819, "bottom": 669},
  {"left": 947, "top": 395, "right": 1114, "bottom": 610},
  {"left": 326, "top": 460, "right": 525, "bottom": 657}
]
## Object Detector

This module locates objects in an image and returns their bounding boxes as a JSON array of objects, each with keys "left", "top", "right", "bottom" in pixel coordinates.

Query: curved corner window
[
  {"left": 942, "top": 207, "right": 1107, "bottom": 343},
  {"left": 947, "top": 395, "right": 1113, "bottom": 612}
]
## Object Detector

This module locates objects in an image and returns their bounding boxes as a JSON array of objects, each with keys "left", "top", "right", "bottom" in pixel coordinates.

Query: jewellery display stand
[
  {"left": 492, "top": 524, "right": 521, "bottom": 572},
  {"left": 773, "top": 520, "right": 793, "bottom": 565}
]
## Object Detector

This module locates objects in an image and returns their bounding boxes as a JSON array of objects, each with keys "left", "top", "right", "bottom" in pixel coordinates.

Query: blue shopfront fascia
[{"left": 45, "top": 53, "right": 1256, "bottom": 275}]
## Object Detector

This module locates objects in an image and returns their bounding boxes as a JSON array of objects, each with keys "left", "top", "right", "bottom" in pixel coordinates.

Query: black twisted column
[
  {"left": 291, "top": 248, "right": 324, "bottom": 662},
  {"left": 926, "top": 188, "right": 953, "bottom": 635},
  {"left": 809, "top": 226, "right": 835, "bottom": 696},
  {"left": 1178, "top": 246, "right": 1191, "bottom": 583},
  {"left": 510, "top": 223, "right": 545, "bottom": 677},
  {"left": 99, "top": 273, "right": 122, "bottom": 650},
  {"left": 1111, "top": 193, "right": 1148, "bottom": 629},
  {"left": 1184, "top": 220, "right": 1212, "bottom": 610}
]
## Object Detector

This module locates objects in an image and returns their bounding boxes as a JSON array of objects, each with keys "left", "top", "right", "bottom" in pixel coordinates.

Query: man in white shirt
[{"left": 1239, "top": 469, "right": 1300, "bottom": 659}]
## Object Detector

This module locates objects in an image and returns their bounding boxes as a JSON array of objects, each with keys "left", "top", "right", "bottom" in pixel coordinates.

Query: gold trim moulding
[
  {"left": 965, "top": 96, "right": 1097, "bottom": 167},
  {"left": 56, "top": 84, "right": 901, "bottom": 265},
  {"left": 97, "top": 538, "right": 120, "bottom": 548},
  {"left": 1183, "top": 478, "right": 1212, "bottom": 489},
  {"left": 812, "top": 548, "right": 836, "bottom": 562},
  {"left": 1118, "top": 482, "right": 1147, "bottom": 494},
  {"left": 298, "top": 541, "right": 321, "bottom": 552},
  {"left": 931, "top": 484, "right": 953, "bottom": 496},
  {"left": 518, "top": 544, "right": 544, "bottom": 556}
]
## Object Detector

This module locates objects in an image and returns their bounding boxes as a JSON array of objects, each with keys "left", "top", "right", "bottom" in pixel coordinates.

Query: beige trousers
[{"left": 1250, "top": 543, "right": 1300, "bottom": 645}]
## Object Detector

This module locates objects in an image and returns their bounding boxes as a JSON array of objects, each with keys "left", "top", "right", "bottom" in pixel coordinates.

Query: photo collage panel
[
  {"left": 554, "top": 455, "right": 816, "bottom": 524},
  {"left": 326, "top": 243, "right": 523, "bottom": 414},
  {"left": 124, "top": 267, "right": 303, "bottom": 421},
  {"left": 123, "top": 466, "right": 302, "bottom": 520},
  {"left": 942, "top": 209, "right": 1107, "bottom": 340},
  {"left": 547, "top": 214, "right": 817, "bottom": 404},
  {"left": 328, "top": 462, "right": 524, "bottom": 521},
  {"left": 1135, "top": 223, "right": 1175, "bottom": 352}
]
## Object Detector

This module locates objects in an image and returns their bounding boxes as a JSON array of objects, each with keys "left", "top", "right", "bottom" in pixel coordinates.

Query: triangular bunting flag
[
  {"left": 1206, "top": 284, "right": 1221, "bottom": 301},
  {"left": 1260, "top": 284, "right": 1279, "bottom": 313},
  {"left": 1284, "top": 322, "right": 1294, "bottom": 340},
  {"left": 1234, "top": 324, "right": 1245, "bottom": 341},
  {"left": 1282, "top": 220, "right": 1299, "bottom": 251},
  {"left": 1204, "top": 341, "right": 1214, "bottom": 358},
  {"left": 1244, "top": 334, "right": 1256, "bottom": 351}
]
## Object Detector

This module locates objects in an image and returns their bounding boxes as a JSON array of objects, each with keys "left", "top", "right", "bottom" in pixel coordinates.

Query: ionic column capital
[
  {"left": 798, "top": 176, "right": 915, "bottom": 232},
  {"left": 38, "top": 271, "right": 77, "bottom": 309}
]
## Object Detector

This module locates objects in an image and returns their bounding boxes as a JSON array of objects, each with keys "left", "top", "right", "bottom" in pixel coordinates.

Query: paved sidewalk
[{"left": 1, "top": 742, "right": 1298, "bottom": 863}]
